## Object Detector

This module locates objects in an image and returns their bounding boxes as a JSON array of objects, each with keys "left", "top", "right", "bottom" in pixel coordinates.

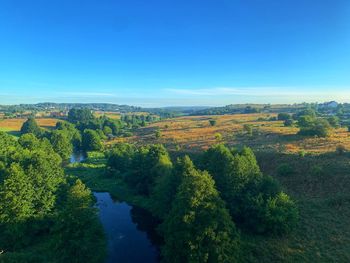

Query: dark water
[
  {"left": 70, "top": 152, "right": 86, "bottom": 163},
  {"left": 94, "top": 192, "right": 160, "bottom": 263}
]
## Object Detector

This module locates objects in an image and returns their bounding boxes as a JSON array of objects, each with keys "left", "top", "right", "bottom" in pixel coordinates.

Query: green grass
[
  {"left": 238, "top": 152, "right": 350, "bottom": 262},
  {"left": 65, "top": 151, "right": 151, "bottom": 209}
]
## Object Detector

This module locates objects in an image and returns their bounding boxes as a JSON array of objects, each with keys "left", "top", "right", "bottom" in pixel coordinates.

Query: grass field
[
  {"left": 0, "top": 118, "right": 59, "bottom": 133},
  {"left": 94, "top": 111, "right": 121, "bottom": 119},
  {"left": 114, "top": 113, "right": 350, "bottom": 155}
]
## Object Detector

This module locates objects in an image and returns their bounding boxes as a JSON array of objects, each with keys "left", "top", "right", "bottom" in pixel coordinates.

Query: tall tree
[
  {"left": 202, "top": 144, "right": 298, "bottom": 234},
  {"left": 51, "top": 179, "right": 106, "bottom": 263},
  {"left": 50, "top": 130, "right": 73, "bottom": 160},
  {"left": 82, "top": 129, "right": 103, "bottom": 151},
  {"left": 161, "top": 156, "right": 240, "bottom": 263},
  {"left": 20, "top": 117, "right": 41, "bottom": 136}
]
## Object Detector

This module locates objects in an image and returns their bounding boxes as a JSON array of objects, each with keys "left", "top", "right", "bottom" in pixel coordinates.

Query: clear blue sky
[{"left": 0, "top": 0, "right": 349, "bottom": 106}]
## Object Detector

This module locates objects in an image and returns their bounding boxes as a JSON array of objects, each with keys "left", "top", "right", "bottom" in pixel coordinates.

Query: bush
[
  {"left": 336, "top": 144, "right": 347, "bottom": 155},
  {"left": 278, "top": 113, "right": 291, "bottom": 121},
  {"left": 298, "top": 118, "right": 331, "bottom": 137},
  {"left": 277, "top": 163, "right": 295, "bottom": 176},
  {"left": 209, "top": 119, "right": 216, "bottom": 126},
  {"left": 215, "top": 132, "right": 223, "bottom": 142},
  {"left": 243, "top": 124, "right": 253, "bottom": 136},
  {"left": 263, "top": 192, "right": 299, "bottom": 235},
  {"left": 298, "top": 150, "right": 307, "bottom": 158},
  {"left": 284, "top": 119, "right": 294, "bottom": 127}
]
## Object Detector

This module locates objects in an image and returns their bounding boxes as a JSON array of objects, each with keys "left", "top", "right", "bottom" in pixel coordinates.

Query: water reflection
[
  {"left": 70, "top": 152, "right": 86, "bottom": 163},
  {"left": 94, "top": 192, "right": 160, "bottom": 263}
]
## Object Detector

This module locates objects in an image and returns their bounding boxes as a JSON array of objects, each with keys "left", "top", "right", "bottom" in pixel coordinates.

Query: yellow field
[
  {"left": 0, "top": 118, "right": 59, "bottom": 131},
  {"left": 94, "top": 111, "right": 121, "bottom": 119},
  {"left": 116, "top": 113, "right": 350, "bottom": 154}
]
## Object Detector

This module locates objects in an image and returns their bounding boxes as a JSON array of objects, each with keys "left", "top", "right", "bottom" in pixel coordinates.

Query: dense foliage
[
  {"left": 106, "top": 142, "right": 299, "bottom": 262},
  {"left": 20, "top": 117, "right": 41, "bottom": 136},
  {"left": 160, "top": 157, "right": 240, "bottom": 263},
  {"left": 297, "top": 113, "right": 332, "bottom": 137},
  {"left": 0, "top": 132, "right": 105, "bottom": 262},
  {"left": 202, "top": 144, "right": 298, "bottom": 234}
]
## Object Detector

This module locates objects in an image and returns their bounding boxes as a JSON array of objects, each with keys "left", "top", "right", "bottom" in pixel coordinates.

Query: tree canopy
[{"left": 160, "top": 156, "right": 240, "bottom": 263}]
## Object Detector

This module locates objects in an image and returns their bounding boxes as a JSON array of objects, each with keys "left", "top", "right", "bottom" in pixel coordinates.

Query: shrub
[
  {"left": 284, "top": 119, "right": 294, "bottom": 127},
  {"left": 155, "top": 130, "right": 162, "bottom": 139},
  {"left": 336, "top": 144, "right": 347, "bottom": 155},
  {"left": 277, "top": 163, "right": 295, "bottom": 176},
  {"left": 215, "top": 132, "right": 223, "bottom": 142},
  {"left": 298, "top": 150, "right": 307, "bottom": 158},
  {"left": 243, "top": 124, "right": 253, "bottom": 136},
  {"left": 209, "top": 119, "right": 217, "bottom": 126},
  {"left": 263, "top": 192, "right": 299, "bottom": 235},
  {"left": 278, "top": 113, "right": 291, "bottom": 121}
]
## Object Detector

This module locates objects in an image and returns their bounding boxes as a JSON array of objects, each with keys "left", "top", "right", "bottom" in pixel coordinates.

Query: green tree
[
  {"left": 107, "top": 143, "right": 136, "bottom": 174},
  {"left": 327, "top": 116, "right": 340, "bottom": 128},
  {"left": 82, "top": 129, "right": 103, "bottom": 151},
  {"left": 243, "top": 124, "right": 253, "bottom": 136},
  {"left": 155, "top": 129, "right": 162, "bottom": 139},
  {"left": 161, "top": 156, "right": 240, "bottom": 263},
  {"left": 284, "top": 119, "right": 294, "bottom": 127},
  {"left": 20, "top": 117, "right": 41, "bottom": 136},
  {"left": 51, "top": 180, "right": 106, "bottom": 263},
  {"left": 103, "top": 125, "right": 113, "bottom": 135},
  {"left": 202, "top": 144, "right": 298, "bottom": 234},
  {"left": 68, "top": 108, "right": 94, "bottom": 124},
  {"left": 50, "top": 130, "right": 73, "bottom": 160},
  {"left": 277, "top": 113, "right": 291, "bottom": 121},
  {"left": 209, "top": 119, "right": 217, "bottom": 126},
  {"left": 56, "top": 121, "right": 82, "bottom": 150},
  {"left": 126, "top": 144, "right": 173, "bottom": 195},
  {"left": 0, "top": 163, "right": 35, "bottom": 224}
]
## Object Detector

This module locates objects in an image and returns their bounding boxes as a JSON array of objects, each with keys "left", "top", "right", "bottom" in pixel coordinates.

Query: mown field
[
  {"left": 113, "top": 113, "right": 350, "bottom": 155},
  {"left": 0, "top": 118, "right": 59, "bottom": 134}
]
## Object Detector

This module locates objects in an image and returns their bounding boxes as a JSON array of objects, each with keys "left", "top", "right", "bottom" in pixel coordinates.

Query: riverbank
[{"left": 65, "top": 151, "right": 153, "bottom": 213}]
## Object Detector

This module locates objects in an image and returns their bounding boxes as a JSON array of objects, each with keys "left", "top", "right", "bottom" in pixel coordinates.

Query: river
[
  {"left": 69, "top": 152, "right": 160, "bottom": 262},
  {"left": 94, "top": 192, "right": 160, "bottom": 263}
]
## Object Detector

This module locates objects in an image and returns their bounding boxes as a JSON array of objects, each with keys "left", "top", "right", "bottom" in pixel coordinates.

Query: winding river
[
  {"left": 94, "top": 193, "right": 159, "bottom": 263},
  {"left": 70, "top": 153, "right": 160, "bottom": 262}
]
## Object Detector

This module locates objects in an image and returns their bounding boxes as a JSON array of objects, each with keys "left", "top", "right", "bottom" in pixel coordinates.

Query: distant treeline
[
  {"left": 190, "top": 102, "right": 350, "bottom": 116},
  {"left": 0, "top": 103, "right": 206, "bottom": 119}
]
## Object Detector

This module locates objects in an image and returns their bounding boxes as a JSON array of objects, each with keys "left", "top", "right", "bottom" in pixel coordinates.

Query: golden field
[
  {"left": 0, "top": 118, "right": 59, "bottom": 132},
  {"left": 116, "top": 113, "right": 350, "bottom": 154}
]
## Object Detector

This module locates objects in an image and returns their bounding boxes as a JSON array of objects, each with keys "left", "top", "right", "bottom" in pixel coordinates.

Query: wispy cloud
[
  {"left": 57, "top": 92, "right": 118, "bottom": 97},
  {"left": 165, "top": 87, "right": 350, "bottom": 98}
]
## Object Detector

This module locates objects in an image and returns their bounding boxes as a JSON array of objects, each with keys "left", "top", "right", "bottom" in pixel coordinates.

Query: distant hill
[{"left": 191, "top": 103, "right": 319, "bottom": 115}]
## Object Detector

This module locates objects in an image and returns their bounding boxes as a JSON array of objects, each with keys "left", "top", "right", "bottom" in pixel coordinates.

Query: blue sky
[{"left": 0, "top": 0, "right": 349, "bottom": 106}]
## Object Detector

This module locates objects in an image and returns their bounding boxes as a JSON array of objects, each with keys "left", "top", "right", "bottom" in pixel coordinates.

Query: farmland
[{"left": 0, "top": 117, "right": 59, "bottom": 134}]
